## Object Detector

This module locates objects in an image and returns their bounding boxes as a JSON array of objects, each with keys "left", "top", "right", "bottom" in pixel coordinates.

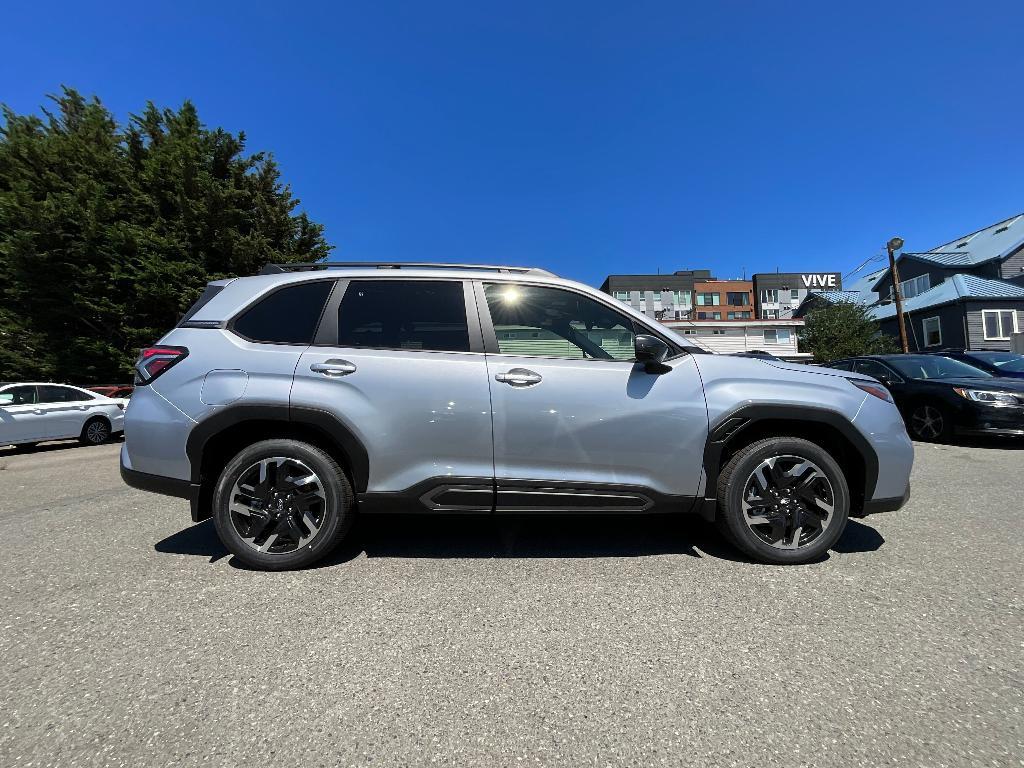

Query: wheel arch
[
  {"left": 185, "top": 404, "right": 369, "bottom": 522},
  {"left": 701, "top": 405, "right": 877, "bottom": 518}
]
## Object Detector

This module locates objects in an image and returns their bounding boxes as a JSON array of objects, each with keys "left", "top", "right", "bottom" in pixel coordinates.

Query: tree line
[{"left": 0, "top": 87, "right": 330, "bottom": 383}]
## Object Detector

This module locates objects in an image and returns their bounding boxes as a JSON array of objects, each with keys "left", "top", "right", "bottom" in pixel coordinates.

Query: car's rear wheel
[
  {"left": 212, "top": 439, "right": 354, "bottom": 570},
  {"left": 716, "top": 437, "right": 850, "bottom": 564},
  {"left": 80, "top": 417, "right": 112, "bottom": 445},
  {"left": 907, "top": 403, "right": 949, "bottom": 442}
]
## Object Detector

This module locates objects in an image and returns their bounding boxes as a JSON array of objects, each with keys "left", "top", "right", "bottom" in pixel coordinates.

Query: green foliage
[
  {"left": 800, "top": 302, "right": 897, "bottom": 362},
  {"left": 0, "top": 88, "right": 331, "bottom": 382}
]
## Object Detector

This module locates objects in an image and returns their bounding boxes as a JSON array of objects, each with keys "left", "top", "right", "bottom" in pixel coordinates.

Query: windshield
[
  {"left": 886, "top": 355, "right": 993, "bottom": 380},
  {"left": 970, "top": 351, "right": 1024, "bottom": 373}
]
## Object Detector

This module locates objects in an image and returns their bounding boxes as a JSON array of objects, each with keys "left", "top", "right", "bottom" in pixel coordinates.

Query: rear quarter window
[{"left": 232, "top": 281, "right": 334, "bottom": 344}]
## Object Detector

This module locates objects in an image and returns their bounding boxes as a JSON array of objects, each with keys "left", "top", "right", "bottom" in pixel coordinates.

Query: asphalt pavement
[{"left": 0, "top": 438, "right": 1021, "bottom": 767}]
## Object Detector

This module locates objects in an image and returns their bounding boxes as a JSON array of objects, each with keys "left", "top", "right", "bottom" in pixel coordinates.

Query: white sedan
[{"left": 0, "top": 382, "right": 126, "bottom": 448}]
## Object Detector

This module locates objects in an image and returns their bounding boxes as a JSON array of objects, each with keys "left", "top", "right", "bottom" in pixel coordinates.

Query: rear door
[
  {"left": 476, "top": 281, "right": 708, "bottom": 511},
  {"left": 292, "top": 278, "right": 494, "bottom": 507}
]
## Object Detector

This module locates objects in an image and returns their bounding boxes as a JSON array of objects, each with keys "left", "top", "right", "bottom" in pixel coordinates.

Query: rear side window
[
  {"left": 39, "top": 386, "right": 91, "bottom": 403},
  {"left": 178, "top": 284, "right": 225, "bottom": 325},
  {"left": 337, "top": 280, "right": 470, "bottom": 352},
  {"left": 233, "top": 281, "right": 334, "bottom": 344}
]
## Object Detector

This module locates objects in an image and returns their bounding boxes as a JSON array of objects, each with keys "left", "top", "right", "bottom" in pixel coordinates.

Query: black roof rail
[{"left": 259, "top": 261, "right": 556, "bottom": 277}]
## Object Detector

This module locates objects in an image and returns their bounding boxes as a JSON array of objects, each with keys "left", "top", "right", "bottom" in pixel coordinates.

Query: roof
[
  {"left": 869, "top": 273, "right": 1024, "bottom": 319},
  {"left": 903, "top": 212, "right": 1024, "bottom": 268}
]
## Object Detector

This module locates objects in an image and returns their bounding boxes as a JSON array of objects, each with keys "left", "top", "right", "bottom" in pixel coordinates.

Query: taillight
[
  {"left": 851, "top": 380, "right": 892, "bottom": 403},
  {"left": 134, "top": 346, "right": 188, "bottom": 385}
]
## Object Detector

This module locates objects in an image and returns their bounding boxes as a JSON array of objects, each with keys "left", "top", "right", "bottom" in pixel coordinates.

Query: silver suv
[{"left": 121, "top": 262, "right": 913, "bottom": 570}]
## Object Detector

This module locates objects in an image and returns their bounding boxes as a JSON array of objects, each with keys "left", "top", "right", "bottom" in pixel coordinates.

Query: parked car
[
  {"left": 827, "top": 354, "right": 1024, "bottom": 441},
  {"left": 0, "top": 382, "right": 126, "bottom": 448},
  {"left": 121, "top": 262, "right": 913, "bottom": 570},
  {"left": 923, "top": 350, "right": 1024, "bottom": 380},
  {"left": 89, "top": 385, "right": 135, "bottom": 398},
  {"left": 731, "top": 350, "right": 783, "bottom": 361}
]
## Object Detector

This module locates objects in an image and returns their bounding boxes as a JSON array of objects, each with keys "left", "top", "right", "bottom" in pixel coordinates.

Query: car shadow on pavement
[
  {"left": 154, "top": 515, "right": 885, "bottom": 569},
  {"left": 0, "top": 435, "right": 124, "bottom": 456}
]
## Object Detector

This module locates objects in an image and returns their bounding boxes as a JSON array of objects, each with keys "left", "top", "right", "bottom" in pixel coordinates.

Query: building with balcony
[
  {"left": 752, "top": 272, "right": 843, "bottom": 319},
  {"left": 692, "top": 279, "right": 755, "bottom": 320},
  {"left": 599, "top": 270, "right": 713, "bottom": 320}
]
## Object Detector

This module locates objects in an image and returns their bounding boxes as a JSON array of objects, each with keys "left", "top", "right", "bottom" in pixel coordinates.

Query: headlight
[{"left": 953, "top": 388, "right": 1019, "bottom": 406}]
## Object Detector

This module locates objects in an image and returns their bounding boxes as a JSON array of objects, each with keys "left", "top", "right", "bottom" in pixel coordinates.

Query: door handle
[
  {"left": 495, "top": 368, "right": 542, "bottom": 387},
  {"left": 310, "top": 360, "right": 357, "bottom": 377},
  {"left": 33, "top": 409, "right": 45, "bottom": 415}
]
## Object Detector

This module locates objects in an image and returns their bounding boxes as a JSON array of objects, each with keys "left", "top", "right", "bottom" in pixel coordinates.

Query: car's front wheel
[
  {"left": 212, "top": 439, "right": 355, "bottom": 570},
  {"left": 716, "top": 437, "right": 850, "bottom": 564}
]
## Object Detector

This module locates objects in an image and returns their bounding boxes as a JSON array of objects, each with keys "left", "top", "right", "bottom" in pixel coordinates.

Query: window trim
[
  {"left": 922, "top": 315, "right": 942, "bottom": 347},
  {"left": 313, "top": 277, "right": 484, "bottom": 354},
  {"left": 981, "top": 308, "right": 1019, "bottom": 341},
  {"left": 228, "top": 278, "right": 339, "bottom": 346},
  {"left": 473, "top": 280, "right": 685, "bottom": 362}
]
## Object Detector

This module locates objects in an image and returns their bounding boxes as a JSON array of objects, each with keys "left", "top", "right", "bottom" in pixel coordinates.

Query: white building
[{"left": 661, "top": 318, "right": 808, "bottom": 360}]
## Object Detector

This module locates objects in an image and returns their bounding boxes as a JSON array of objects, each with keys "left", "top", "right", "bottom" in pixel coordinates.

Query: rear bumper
[
  {"left": 120, "top": 461, "right": 201, "bottom": 517},
  {"left": 860, "top": 484, "right": 910, "bottom": 517}
]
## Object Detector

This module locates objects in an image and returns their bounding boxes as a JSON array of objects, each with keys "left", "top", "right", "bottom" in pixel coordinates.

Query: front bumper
[{"left": 951, "top": 401, "right": 1024, "bottom": 436}]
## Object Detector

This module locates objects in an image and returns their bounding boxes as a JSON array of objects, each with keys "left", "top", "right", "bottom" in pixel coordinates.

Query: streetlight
[{"left": 886, "top": 236, "right": 909, "bottom": 353}]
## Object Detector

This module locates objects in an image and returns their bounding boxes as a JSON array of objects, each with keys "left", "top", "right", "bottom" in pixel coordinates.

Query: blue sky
[{"left": 3, "top": 1, "right": 1022, "bottom": 287}]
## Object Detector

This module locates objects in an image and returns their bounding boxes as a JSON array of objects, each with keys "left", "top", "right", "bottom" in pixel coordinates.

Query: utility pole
[{"left": 887, "top": 236, "right": 909, "bottom": 353}]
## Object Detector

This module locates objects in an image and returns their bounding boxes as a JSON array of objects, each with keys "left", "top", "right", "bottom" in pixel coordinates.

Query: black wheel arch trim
[
  {"left": 701, "top": 404, "right": 879, "bottom": 515},
  {"left": 184, "top": 403, "right": 371, "bottom": 493}
]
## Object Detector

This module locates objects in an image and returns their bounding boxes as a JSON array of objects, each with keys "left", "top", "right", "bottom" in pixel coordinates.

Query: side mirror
[{"left": 634, "top": 334, "right": 671, "bottom": 373}]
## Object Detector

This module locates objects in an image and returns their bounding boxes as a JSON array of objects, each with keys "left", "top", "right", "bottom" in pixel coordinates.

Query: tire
[
  {"left": 212, "top": 439, "right": 354, "bottom": 570},
  {"left": 906, "top": 402, "right": 950, "bottom": 442},
  {"left": 716, "top": 437, "right": 850, "bottom": 565},
  {"left": 80, "top": 417, "right": 112, "bottom": 445}
]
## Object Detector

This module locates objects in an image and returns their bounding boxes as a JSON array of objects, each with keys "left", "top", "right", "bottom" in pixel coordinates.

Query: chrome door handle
[
  {"left": 495, "top": 368, "right": 542, "bottom": 386},
  {"left": 310, "top": 360, "right": 357, "bottom": 377},
  {"left": 33, "top": 409, "right": 45, "bottom": 415}
]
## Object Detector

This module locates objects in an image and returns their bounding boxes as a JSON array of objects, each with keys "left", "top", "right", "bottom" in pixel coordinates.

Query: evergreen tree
[
  {"left": 0, "top": 87, "right": 331, "bottom": 382},
  {"left": 800, "top": 302, "right": 897, "bottom": 362}
]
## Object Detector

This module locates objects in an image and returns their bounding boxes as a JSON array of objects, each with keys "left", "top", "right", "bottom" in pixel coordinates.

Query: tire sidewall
[
  {"left": 81, "top": 417, "right": 111, "bottom": 445},
  {"left": 719, "top": 438, "right": 850, "bottom": 564},
  {"left": 212, "top": 439, "right": 352, "bottom": 570},
  {"left": 906, "top": 402, "right": 949, "bottom": 442}
]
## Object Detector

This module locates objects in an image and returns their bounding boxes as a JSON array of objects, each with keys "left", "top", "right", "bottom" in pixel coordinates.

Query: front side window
[
  {"left": 982, "top": 309, "right": 1019, "bottom": 341},
  {"left": 337, "top": 280, "right": 470, "bottom": 352},
  {"left": 234, "top": 281, "right": 334, "bottom": 344},
  {"left": 484, "top": 284, "right": 637, "bottom": 360},
  {"left": 854, "top": 359, "right": 900, "bottom": 383},
  {"left": 0, "top": 385, "right": 37, "bottom": 405}
]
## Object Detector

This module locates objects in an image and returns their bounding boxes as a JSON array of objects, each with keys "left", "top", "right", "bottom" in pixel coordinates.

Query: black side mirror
[{"left": 634, "top": 334, "right": 671, "bottom": 373}]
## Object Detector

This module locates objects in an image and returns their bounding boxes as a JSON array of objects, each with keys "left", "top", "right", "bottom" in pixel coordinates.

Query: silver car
[
  {"left": 1, "top": 382, "right": 125, "bottom": 447},
  {"left": 121, "top": 263, "right": 913, "bottom": 569}
]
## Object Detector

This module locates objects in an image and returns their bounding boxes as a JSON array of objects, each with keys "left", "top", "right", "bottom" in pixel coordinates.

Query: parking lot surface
[{"left": 1, "top": 439, "right": 1021, "bottom": 767}]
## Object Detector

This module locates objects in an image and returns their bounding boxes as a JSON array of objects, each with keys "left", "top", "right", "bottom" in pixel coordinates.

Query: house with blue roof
[{"left": 795, "top": 212, "right": 1024, "bottom": 351}]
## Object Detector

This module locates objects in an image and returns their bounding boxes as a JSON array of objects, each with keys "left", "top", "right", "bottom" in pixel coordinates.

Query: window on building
[
  {"left": 696, "top": 292, "right": 720, "bottom": 306},
  {"left": 669, "top": 290, "right": 692, "bottom": 307},
  {"left": 484, "top": 283, "right": 637, "bottom": 360},
  {"left": 337, "top": 280, "right": 470, "bottom": 352},
  {"left": 762, "top": 328, "right": 792, "bottom": 344},
  {"left": 726, "top": 292, "right": 750, "bottom": 306},
  {"left": 760, "top": 289, "right": 779, "bottom": 304},
  {"left": 698, "top": 311, "right": 722, "bottom": 320},
  {"left": 922, "top": 316, "right": 942, "bottom": 347},
  {"left": 234, "top": 280, "right": 334, "bottom": 344},
  {"left": 681, "top": 329, "right": 696, "bottom": 335},
  {"left": 897, "top": 274, "right": 931, "bottom": 300},
  {"left": 790, "top": 289, "right": 800, "bottom": 300},
  {"left": 982, "top": 309, "right": 1019, "bottom": 341},
  {"left": 712, "top": 329, "right": 726, "bottom": 335},
  {"left": 727, "top": 311, "right": 752, "bottom": 320},
  {"left": 612, "top": 291, "right": 629, "bottom": 301},
  {"left": 762, "top": 309, "right": 779, "bottom": 320}
]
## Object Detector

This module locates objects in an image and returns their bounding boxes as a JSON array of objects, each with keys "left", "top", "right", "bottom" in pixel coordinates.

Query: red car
[{"left": 88, "top": 385, "right": 134, "bottom": 399}]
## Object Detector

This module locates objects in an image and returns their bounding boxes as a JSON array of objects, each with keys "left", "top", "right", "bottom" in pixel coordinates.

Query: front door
[
  {"left": 291, "top": 278, "right": 494, "bottom": 508},
  {"left": 477, "top": 282, "right": 708, "bottom": 512},
  {"left": 0, "top": 386, "right": 47, "bottom": 443}
]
